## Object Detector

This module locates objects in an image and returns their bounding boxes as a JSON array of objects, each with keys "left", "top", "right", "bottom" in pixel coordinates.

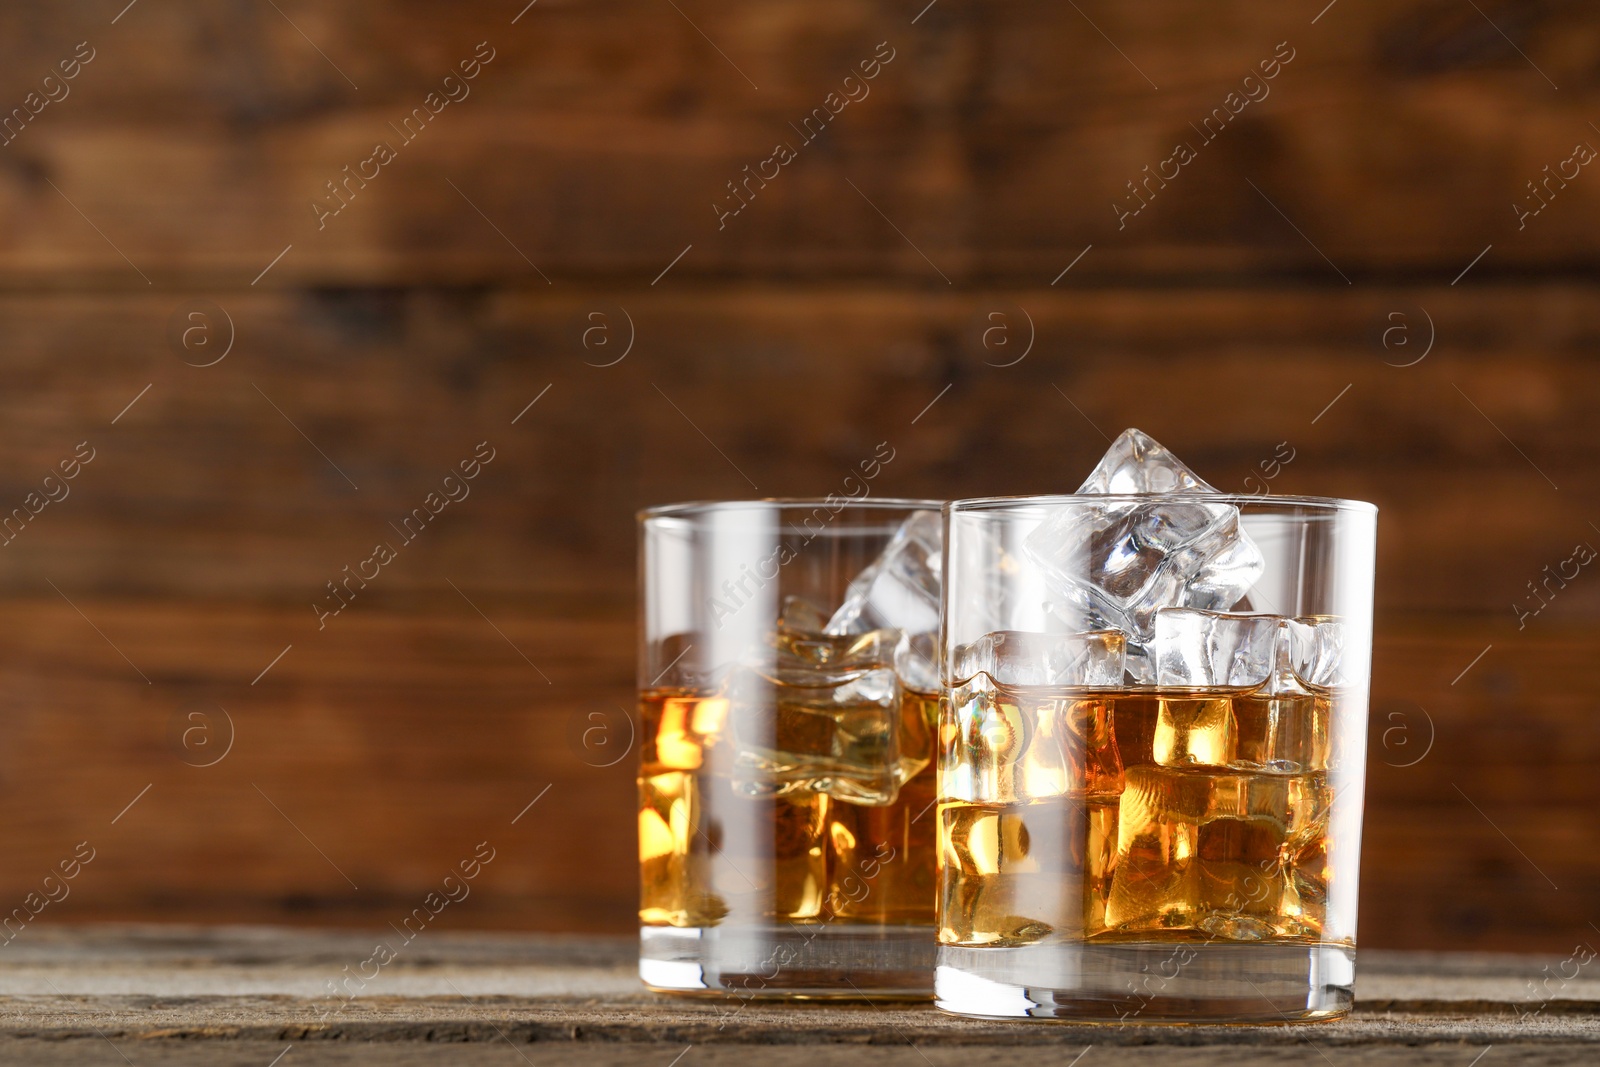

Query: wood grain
[
  {"left": 0, "top": 2, "right": 1598, "bottom": 282},
  {"left": 0, "top": 285, "right": 1588, "bottom": 612},
  {"left": 0, "top": 929, "right": 1594, "bottom": 1064}
]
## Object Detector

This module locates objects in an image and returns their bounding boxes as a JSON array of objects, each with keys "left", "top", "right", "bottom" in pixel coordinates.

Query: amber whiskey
[
  {"left": 639, "top": 685, "right": 939, "bottom": 929},
  {"left": 937, "top": 683, "right": 1339, "bottom": 947}
]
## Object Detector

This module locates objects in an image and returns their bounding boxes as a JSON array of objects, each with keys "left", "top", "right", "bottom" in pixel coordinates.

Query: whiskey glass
[
  {"left": 638, "top": 499, "right": 942, "bottom": 998},
  {"left": 937, "top": 495, "right": 1376, "bottom": 1021}
]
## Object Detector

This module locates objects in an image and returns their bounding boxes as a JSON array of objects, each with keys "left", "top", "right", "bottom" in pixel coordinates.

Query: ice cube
[
  {"left": 827, "top": 510, "right": 941, "bottom": 690},
  {"left": 827, "top": 510, "right": 941, "bottom": 635},
  {"left": 1155, "top": 608, "right": 1345, "bottom": 693},
  {"left": 1152, "top": 608, "right": 1341, "bottom": 772},
  {"left": 893, "top": 632, "right": 940, "bottom": 694},
  {"left": 723, "top": 625, "right": 932, "bottom": 805},
  {"left": 1287, "top": 615, "right": 1346, "bottom": 690},
  {"left": 1076, "top": 427, "right": 1218, "bottom": 494},
  {"left": 936, "top": 796, "right": 1104, "bottom": 946},
  {"left": 1103, "top": 766, "right": 1211, "bottom": 932},
  {"left": 1026, "top": 500, "right": 1263, "bottom": 672},
  {"left": 1154, "top": 608, "right": 1278, "bottom": 688},
  {"left": 1101, "top": 766, "right": 1329, "bottom": 940},
  {"left": 1024, "top": 429, "right": 1265, "bottom": 681},
  {"left": 725, "top": 655, "right": 903, "bottom": 805},
  {"left": 943, "top": 632, "right": 1126, "bottom": 805},
  {"left": 706, "top": 537, "right": 942, "bottom": 809},
  {"left": 941, "top": 676, "right": 1030, "bottom": 804},
  {"left": 941, "top": 676, "right": 1123, "bottom": 804},
  {"left": 953, "top": 630, "right": 1126, "bottom": 687},
  {"left": 1152, "top": 694, "right": 1237, "bottom": 768},
  {"left": 770, "top": 624, "right": 895, "bottom": 675},
  {"left": 648, "top": 632, "right": 701, "bottom": 689}
]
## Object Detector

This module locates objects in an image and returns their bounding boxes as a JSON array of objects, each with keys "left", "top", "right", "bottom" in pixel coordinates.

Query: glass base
[
  {"left": 936, "top": 940, "right": 1354, "bottom": 1023},
  {"left": 640, "top": 923, "right": 935, "bottom": 999}
]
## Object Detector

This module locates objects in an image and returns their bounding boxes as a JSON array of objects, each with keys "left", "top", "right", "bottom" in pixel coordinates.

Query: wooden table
[{"left": 3, "top": 926, "right": 1596, "bottom": 1064}]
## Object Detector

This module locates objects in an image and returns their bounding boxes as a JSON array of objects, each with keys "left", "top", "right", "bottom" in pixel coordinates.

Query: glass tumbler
[
  {"left": 937, "top": 495, "right": 1376, "bottom": 1021},
  {"left": 638, "top": 499, "right": 943, "bottom": 998}
]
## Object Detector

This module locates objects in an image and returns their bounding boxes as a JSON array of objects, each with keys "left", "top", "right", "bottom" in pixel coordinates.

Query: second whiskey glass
[
  {"left": 937, "top": 494, "right": 1376, "bottom": 1021},
  {"left": 639, "top": 498, "right": 942, "bottom": 998}
]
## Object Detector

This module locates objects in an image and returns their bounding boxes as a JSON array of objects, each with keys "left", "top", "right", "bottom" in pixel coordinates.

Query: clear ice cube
[
  {"left": 722, "top": 626, "right": 931, "bottom": 806},
  {"left": 1102, "top": 765, "right": 1331, "bottom": 940},
  {"left": 1153, "top": 608, "right": 1278, "bottom": 688},
  {"left": 937, "top": 795, "right": 1108, "bottom": 945},
  {"left": 1151, "top": 608, "right": 1343, "bottom": 772},
  {"left": 771, "top": 624, "right": 897, "bottom": 676},
  {"left": 827, "top": 509, "right": 942, "bottom": 692},
  {"left": 1075, "top": 427, "right": 1219, "bottom": 495},
  {"left": 1287, "top": 615, "right": 1346, "bottom": 689},
  {"left": 827, "top": 510, "right": 941, "bottom": 635},
  {"left": 1024, "top": 429, "right": 1265, "bottom": 680},
  {"left": 953, "top": 630, "right": 1127, "bottom": 687},
  {"left": 943, "top": 626, "right": 1127, "bottom": 806},
  {"left": 893, "top": 631, "right": 940, "bottom": 694},
  {"left": 941, "top": 676, "right": 1124, "bottom": 805},
  {"left": 1155, "top": 608, "right": 1345, "bottom": 693},
  {"left": 726, "top": 656, "right": 902, "bottom": 805}
]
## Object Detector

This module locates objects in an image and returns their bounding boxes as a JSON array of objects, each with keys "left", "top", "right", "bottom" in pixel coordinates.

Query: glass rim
[
  {"left": 946, "top": 492, "right": 1377, "bottom": 514},
  {"left": 638, "top": 497, "right": 942, "bottom": 522}
]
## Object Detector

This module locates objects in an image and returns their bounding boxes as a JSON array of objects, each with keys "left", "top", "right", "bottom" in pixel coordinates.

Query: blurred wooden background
[{"left": 0, "top": 0, "right": 1595, "bottom": 953}]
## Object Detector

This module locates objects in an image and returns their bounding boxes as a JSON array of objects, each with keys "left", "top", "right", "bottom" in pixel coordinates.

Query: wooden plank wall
[{"left": 0, "top": 0, "right": 1594, "bottom": 952}]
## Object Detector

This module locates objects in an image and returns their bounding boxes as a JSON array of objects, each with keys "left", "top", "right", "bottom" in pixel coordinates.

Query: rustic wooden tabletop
[{"left": 1, "top": 926, "right": 1595, "bottom": 1065}]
